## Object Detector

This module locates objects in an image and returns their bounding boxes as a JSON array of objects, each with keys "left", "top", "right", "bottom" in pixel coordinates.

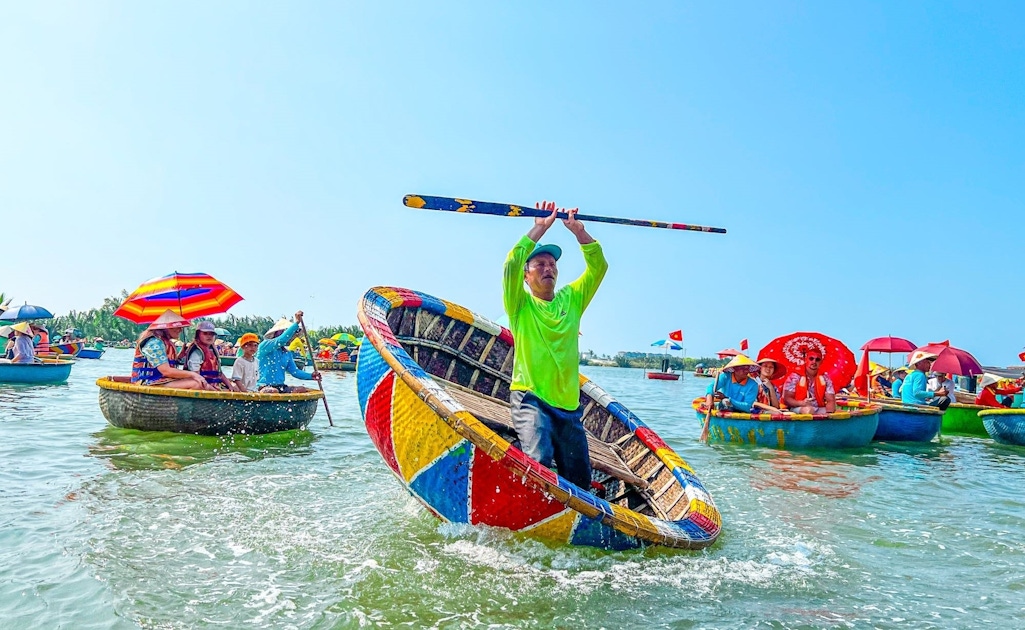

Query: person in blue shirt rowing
[
  {"left": 257, "top": 311, "right": 322, "bottom": 393},
  {"left": 704, "top": 354, "right": 761, "bottom": 413},
  {"left": 901, "top": 350, "right": 951, "bottom": 410}
]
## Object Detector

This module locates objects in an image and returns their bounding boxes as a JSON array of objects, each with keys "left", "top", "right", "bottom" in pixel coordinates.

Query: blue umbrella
[
  {"left": 0, "top": 304, "right": 54, "bottom": 322},
  {"left": 650, "top": 339, "right": 684, "bottom": 350}
]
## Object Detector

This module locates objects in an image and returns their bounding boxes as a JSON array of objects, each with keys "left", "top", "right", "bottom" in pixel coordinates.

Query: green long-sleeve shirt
[{"left": 503, "top": 234, "right": 608, "bottom": 410}]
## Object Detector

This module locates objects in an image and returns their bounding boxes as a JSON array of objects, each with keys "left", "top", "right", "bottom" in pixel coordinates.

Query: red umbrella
[
  {"left": 114, "top": 272, "right": 243, "bottom": 324},
  {"left": 860, "top": 336, "right": 917, "bottom": 353},
  {"left": 716, "top": 348, "right": 741, "bottom": 359},
  {"left": 910, "top": 341, "right": 984, "bottom": 376},
  {"left": 757, "top": 331, "right": 858, "bottom": 390}
]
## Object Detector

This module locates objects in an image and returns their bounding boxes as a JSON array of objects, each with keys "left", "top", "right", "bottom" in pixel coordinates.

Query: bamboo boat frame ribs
[{"left": 357, "top": 286, "right": 721, "bottom": 549}]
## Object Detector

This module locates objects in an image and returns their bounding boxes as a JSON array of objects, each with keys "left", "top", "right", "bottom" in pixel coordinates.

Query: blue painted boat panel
[
  {"left": 874, "top": 408, "right": 942, "bottom": 442},
  {"left": 0, "top": 362, "right": 73, "bottom": 384}
]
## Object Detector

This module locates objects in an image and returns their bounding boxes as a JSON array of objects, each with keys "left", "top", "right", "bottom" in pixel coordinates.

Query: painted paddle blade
[{"left": 404, "top": 194, "right": 727, "bottom": 234}]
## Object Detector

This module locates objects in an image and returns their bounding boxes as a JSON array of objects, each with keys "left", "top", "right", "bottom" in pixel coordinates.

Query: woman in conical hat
[
  {"left": 704, "top": 354, "right": 761, "bottom": 413},
  {"left": 130, "top": 309, "right": 214, "bottom": 390},
  {"left": 754, "top": 357, "right": 786, "bottom": 412},
  {"left": 10, "top": 322, "right": 37, "bottom": 364}
]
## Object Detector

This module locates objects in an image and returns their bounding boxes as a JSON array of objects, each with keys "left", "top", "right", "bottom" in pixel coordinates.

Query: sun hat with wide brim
[
  {"left": 237, "top": 332, "right": 260, "bottom": 347},
  {"left": 12, "top": 322, "right": 33, "bottom": 335},
  {"left": 147, "top": 309, "right": 192, "bottom": 331},
  {"left": 526, "top": 243, "right": 562, "bottom": 263},
  {"left": 756, "top": 357, "right": 787, "bottom": 380},
  {"left": 892, "top": 366, "right": 910, "bottom": 374},
  {"left": 979, "top": 373, "right": 1002, "bottom": 389},
  {"left": 907, "top": 350, "right": 939, "bottom": 367},
  {"left": 723, "top": 354, "right": 760, "bottom": 373},
  {"left": 264, "top": 318, "right": 293, "bottom": 339}
]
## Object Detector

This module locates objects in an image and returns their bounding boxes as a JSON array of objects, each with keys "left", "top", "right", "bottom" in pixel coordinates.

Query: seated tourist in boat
[
  {"left": 181, "top": 321, "right": 239, "bottom": 391},
  {"left": 2, "top": 328, "right": 14, "bottom": 359},
  {"left": 890, "top": 366, "right": 908, "bottom": 398},
  {"left": 927, "top": 371, "right": 956, "bottom": 406},
  {"left": 901, "top": 350, "right": 950, "bottom": 410},
  {"left": 974, "top": 373, "right": 1018, "bottom": 408},
  {"left": 754, "top": 357, "right": 785, "bottom": 412},
  {"left": 782, "top": 348, "right": 836, "bottom": 414},
  {"left": 131, "top": 310, "right": 214, "bottom": 390},
  {"left": 503, "top": 202, "right": 607, "bottom": 491},
  {"left": 230, "top": 333, "right": 260, "bottom": 393},
  {"left": 257, "top": 311, "right": 321, "bottom": 393},
  {"left": 704, "top": 354, "right": 760, "bottom": 412},
  {"left": 30, "top": 324, "right": 50, "bottom": 354},
  {"left": 10, "top": 322, "right": 37, "bottom": 363}
]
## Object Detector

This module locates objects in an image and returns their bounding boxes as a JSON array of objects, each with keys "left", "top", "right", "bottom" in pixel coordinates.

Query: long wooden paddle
[
  {"left": 404, "top": 194, "right": 727, "bottom": 234},
  {"left": 700, "top": 370, "right": 718, "bottom": 442},
  {"left": 297, "top": 314, "right": 333, "bottom": 427}
]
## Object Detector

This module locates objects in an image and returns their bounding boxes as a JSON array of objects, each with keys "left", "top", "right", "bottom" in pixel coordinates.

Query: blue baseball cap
[{"left": 526, "top": 243, "right": 562, "bottom": 263}]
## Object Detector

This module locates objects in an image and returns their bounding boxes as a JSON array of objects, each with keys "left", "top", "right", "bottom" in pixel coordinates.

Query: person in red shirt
[{"left": 975, "top": 373, "right": 1020, "bottom": 408}]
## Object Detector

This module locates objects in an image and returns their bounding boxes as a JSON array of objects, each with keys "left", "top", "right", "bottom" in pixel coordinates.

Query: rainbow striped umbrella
[{"left": 114, "top": 272, "right": 243, "bottom": 324}]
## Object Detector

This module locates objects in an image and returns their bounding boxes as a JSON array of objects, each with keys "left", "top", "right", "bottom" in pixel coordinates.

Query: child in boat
[{"left": 231, "top": 333, "right": 260, "bottom": 392}]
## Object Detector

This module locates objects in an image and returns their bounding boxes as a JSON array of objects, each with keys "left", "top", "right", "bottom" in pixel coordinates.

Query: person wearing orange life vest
[
  {"left": 181, "top": 321, "right": 239, "bottom": 391},
  {"left": 130, "top": 309, "right": 213, "bottom": 390},
  {"left": 782, "top": 347, "right": 836, "bottom": 414},
  {"left": 754, "top": 357, "right": 786, "bottom": 412}
]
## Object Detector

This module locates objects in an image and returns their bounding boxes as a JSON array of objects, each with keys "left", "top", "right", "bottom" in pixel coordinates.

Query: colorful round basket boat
[
  {"left": 0, "top": 358, "right": 74, "bottom": 385},
  {"left": 978, "top": 408, "right": 1025, "bottom": 446},
  {"left": 872, "top": 402, "right": 944, "bottom": 442},
  {"left": 356, "top": 286, "right": 720, "bottom": 550},
  {"left": 314, "top": 359, "right": 356, "bottom": 371},
  {"left": 691, "top": 398, "right": 881, "bottom": 449},
  {"left": 96, "top": 377, "right": 322, "bottom": 435},
  {"left": 942, "top": 403, "right": 988, "bottom": 437}
]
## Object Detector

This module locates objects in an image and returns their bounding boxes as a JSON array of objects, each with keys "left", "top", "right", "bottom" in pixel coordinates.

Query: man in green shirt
[{"left": 503, "top": 201, "right": 608, "bottom": 490}]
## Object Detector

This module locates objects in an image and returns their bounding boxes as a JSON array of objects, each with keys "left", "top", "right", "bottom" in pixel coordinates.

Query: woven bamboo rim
[
  {"left": 691, "top": 397, "right": 881, "bottom": 421},
  {"left": 6, "top": 358, "right": 75, "bottom": 366},
  {"left": 978, "top": 408, "right": 1025, "bottom": 417},
  {"left": 948, "top": 402, "right": 988, "bottom": 411},
  {"left": 96, "top": 376, "right": 323, "bottom": 402}
]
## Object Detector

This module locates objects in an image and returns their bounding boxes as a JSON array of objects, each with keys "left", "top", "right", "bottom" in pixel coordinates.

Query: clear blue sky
[{"left": 2, "top": 2, "right": 1022, "bottom": 364}]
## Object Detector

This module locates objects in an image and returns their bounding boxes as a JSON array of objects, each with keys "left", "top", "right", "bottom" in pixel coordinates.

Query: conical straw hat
[
  {"left": 147, "top": 309, "right": 192, "bottom": 330},
  {"left": 723, "top": 354, "right": 759, "bottom": 373}
]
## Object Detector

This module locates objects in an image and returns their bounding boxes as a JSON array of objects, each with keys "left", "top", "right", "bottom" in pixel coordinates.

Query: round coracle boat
[
  {"left": 872, "top": 402, "right": 944, "bottom": 443},
  {"left": 314, "top": 359, "right": 356, "bottom": 371},
  {"left": 356, "top": 286, "right": 720, "bottom": 551},
  {"left": 0, "top": 358, "right": 74, "bottom": 385},
  {"left": 96, "top": 377, "right": 322, "bottom": 435},
  {"left": 941, "top": 403, "right": 988, "bottom": 437},
  {"left": 691, "top": 398, "right": 881, "bottom": 449},
  {"left": 978, "top": 408, "right": 1025, "bottom": 446}
]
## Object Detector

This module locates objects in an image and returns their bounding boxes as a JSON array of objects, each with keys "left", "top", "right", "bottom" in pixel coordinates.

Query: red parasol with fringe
[{"left": 757, "top": 331, "right": 858, "bottom": 390}]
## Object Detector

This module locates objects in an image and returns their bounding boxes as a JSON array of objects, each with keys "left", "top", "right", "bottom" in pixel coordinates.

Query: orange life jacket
[
  {"left": 131, "top": 335, "right": 179, "bottom": 384},
  {"left": 794, "top": 375, "right": 828, "bottom": 407},
  {"left": 181, "top": 340, "right": 222, "bottom": 385}
]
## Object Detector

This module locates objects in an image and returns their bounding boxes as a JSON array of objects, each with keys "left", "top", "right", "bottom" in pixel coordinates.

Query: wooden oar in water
[
  {"left": 297, "top": 314, "right": 333, "bottom": 427},
  {"left": 404, "top": 194, "right": 727, "bottom": 234}
]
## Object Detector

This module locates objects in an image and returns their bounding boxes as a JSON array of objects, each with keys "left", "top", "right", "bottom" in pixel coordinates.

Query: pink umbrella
[
  {"left": 860, "top": 336, "right": 917, "bottom": 353},
  {"left": 909, "top": 341, "right": 984, "bottom": 376},
  {"left": 716, "top": 348, "right": 741, "bottom": 359}
]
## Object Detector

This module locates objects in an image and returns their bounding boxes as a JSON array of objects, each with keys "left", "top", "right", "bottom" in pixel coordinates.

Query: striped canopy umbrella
[
  {"left": 114, "top": 272, "right": 243, "bottom": 324},
  {"left": 331, "top": 332, "right": 360, "bottom": 346}
]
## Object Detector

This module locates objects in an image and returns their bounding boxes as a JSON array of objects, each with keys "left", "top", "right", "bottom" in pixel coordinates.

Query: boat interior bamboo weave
[{"left": 356, "top": 286, "right": 720, "bottom": 550}]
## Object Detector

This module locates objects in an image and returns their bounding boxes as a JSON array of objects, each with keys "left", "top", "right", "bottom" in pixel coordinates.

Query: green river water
[{"left": 1, "top": 349, "right": 1023, "bottom": 629}]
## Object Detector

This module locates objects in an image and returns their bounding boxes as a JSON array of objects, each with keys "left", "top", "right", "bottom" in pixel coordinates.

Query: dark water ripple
[{"left": 1, "top": 355, "right": 1024, "bottom": 628}]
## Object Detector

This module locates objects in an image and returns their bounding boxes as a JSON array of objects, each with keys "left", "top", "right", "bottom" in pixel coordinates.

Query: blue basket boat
[
  {"left": 78, "top": 347, "right": 105, "bottom": 360},
  {"left": 0, "top": 359, "right": 74, "bottom": 385},
  {"left": 691, "top": 398, "right": 880, "bottom": 449},
  {"left": 872, "top": 402, "right": 944, "bottom": 442},
  {"left": 979, "top": 409, "right": 1025, "bottom": 446}
]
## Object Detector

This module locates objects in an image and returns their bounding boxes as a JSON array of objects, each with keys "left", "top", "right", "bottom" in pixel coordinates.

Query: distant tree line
[
  {"left": 606, "top": 353, "right": 728, "bottom": 370},
  {"left": 39, "top": 293, "right": 362, "bottom": 344}
]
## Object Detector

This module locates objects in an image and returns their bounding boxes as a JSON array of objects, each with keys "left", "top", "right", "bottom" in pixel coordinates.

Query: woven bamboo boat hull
[
  {"left": 646, "top": 371, "right": 680, "bottom": 381},
  {"left": 941, "top": 403, "right": 988, "bottom": 437},
  {"left": 314, "top": 360, "right": 356, "bottom": 371},
  {"left": 874, "top": 403, "right": 943, "bottom": 442},
  {"left": 78, "top": 348, "right": 104, "bottom": 360},
  {"left": 96, "top": 377, "right": 322, "bottom": 435},
  {"left": 979, "top": 409, "right": 1025, "bottom": 446},
  {"left": 691, "top": 398, "right": 879, "bottom": 449},
  {"left": 357, "top": 287, "right": 721, "bottom": 550},
  {"left": 0, "top": 359, "right": 74, "bottom": 384}
]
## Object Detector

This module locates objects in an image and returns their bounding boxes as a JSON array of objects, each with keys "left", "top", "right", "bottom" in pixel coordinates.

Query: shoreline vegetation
[
  {"left": 38, "top": 293, "right": 363, "bottom": 344},
  {"left": 581, "top": 352, "right": 727, "bottom": 371}
]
